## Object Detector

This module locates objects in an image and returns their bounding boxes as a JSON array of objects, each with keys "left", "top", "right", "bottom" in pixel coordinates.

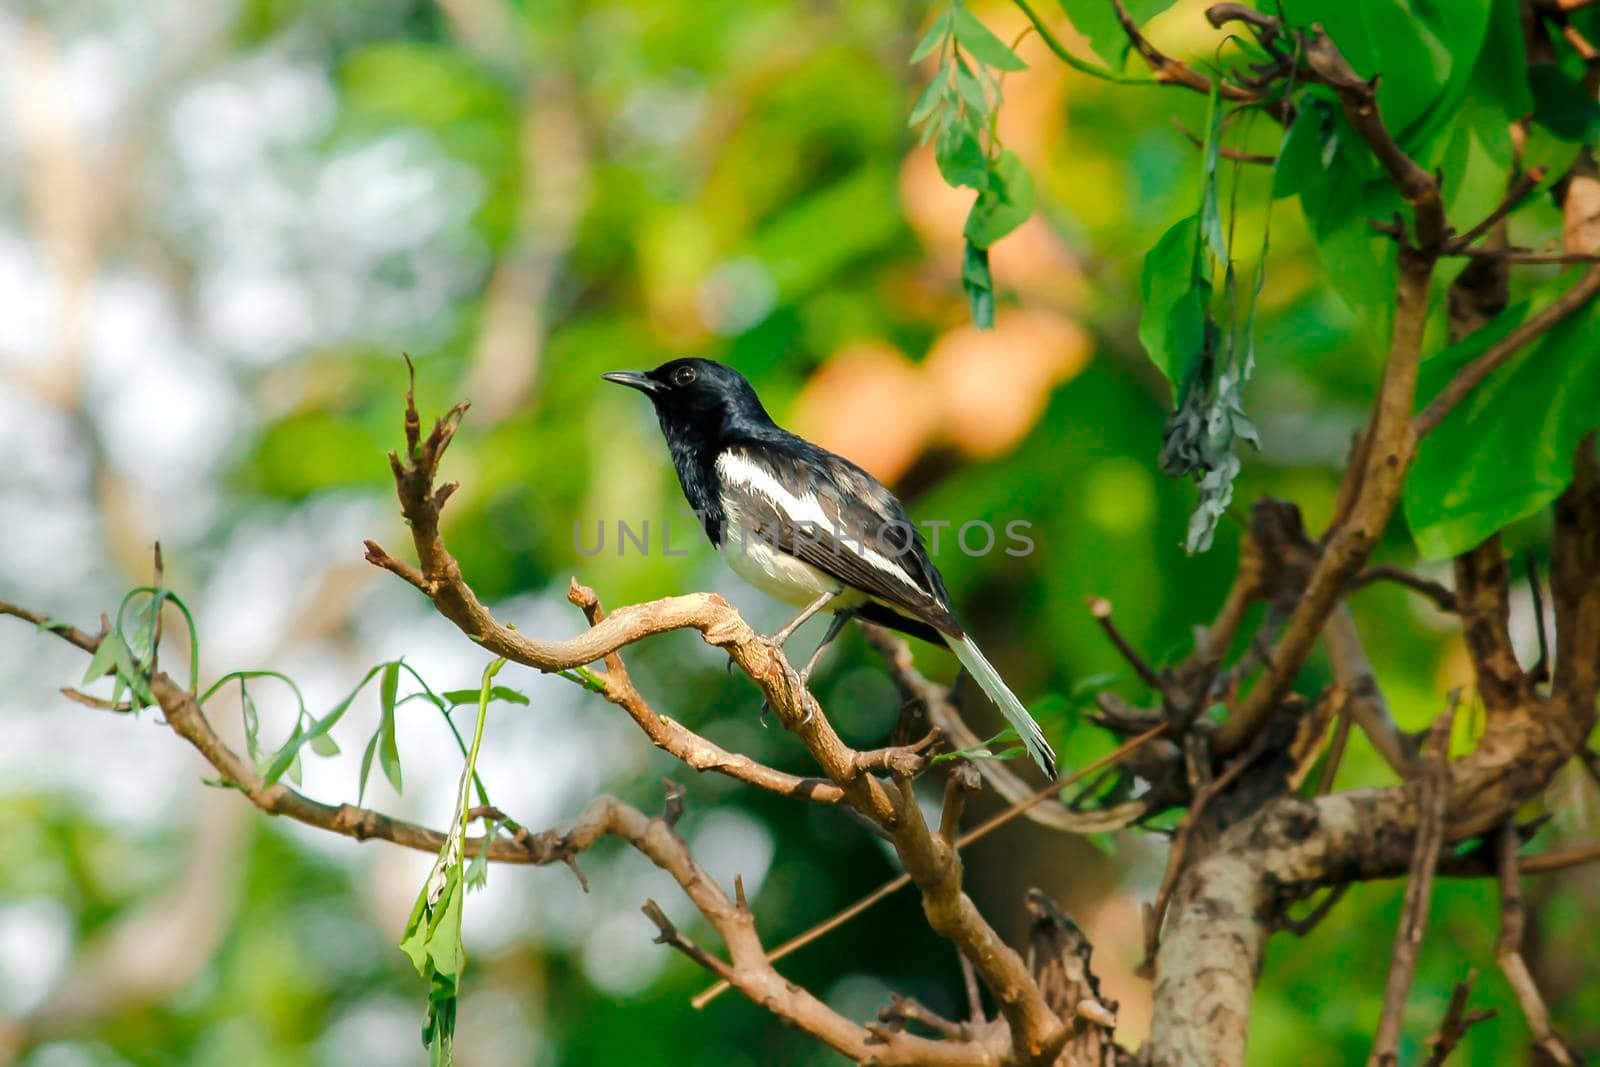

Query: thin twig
[
  {"left": 1316, "top": 708, "right": 1354, "bottom": 795},
  {"left": 1171, "top": 117, "right": 1276, "bottom": 164},
  {"left": 1140, "top": 727, "right": 1275, "bottom": 971},
  {"left": 1422, "top": 970, "right": 1497, "bottom": 1067},
  {"left": 1278, "top": 884, "right": 1350, "bottom": 937},
  {"left": 1495, "top": 819, "right": 1581, "bottom": 1065},
  {"left": 1347, "top": 565, "right": 1458, "bottom": 612},
  {"left": 960, "top": 955, "right": 985, "bottom": 1024},
  {"left": 1451, "top": 247, "right": 1600, "bottom": 263},
  {"left": 1369, "top": 708, "right": 1454, "bottom": 1066},
  {"left": 1416, "top": 263, "right": 1600, "bottom": 438},
  {"left": 1445, "top": 169, "right": 1546, "bottom": 252}
]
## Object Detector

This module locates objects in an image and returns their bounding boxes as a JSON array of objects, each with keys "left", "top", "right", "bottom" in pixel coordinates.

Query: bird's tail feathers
[{"left": 944, "top": 634, "right": 1057, "bottom": 779}]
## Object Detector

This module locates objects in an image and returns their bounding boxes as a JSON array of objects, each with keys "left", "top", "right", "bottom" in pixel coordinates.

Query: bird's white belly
[{"left": 720, "top": 521, "right": 846, "bottom": 607}]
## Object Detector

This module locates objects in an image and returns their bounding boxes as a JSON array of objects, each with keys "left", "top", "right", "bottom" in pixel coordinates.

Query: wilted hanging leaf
[
  {"left": 400, "top": 659, "right": 505, "bottom": 1067},
  {"left": 1145, "top": 79, "right": 1264, "bottom": 553}
]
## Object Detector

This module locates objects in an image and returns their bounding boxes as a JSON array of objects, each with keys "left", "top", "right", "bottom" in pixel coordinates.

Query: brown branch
[
  {"left": 1453, "top": 537, "right": 1526, "bottom": 715},
  {"left": 1421, "top": 971, "right": 1497, "bottom": 1067},
  {"left": 863, "top": 625, "right": 1157, "bottom": 835},
  {"left": 692, "top": 724, "right": 1168, "bottom": 1010},
  {"left": 1113, "top": 0, "right": 1253, "bottom": 98},
  {"left": 59, "top": 687, "right": 133, "bottom": 713},
  {"left": 368, "top": 372, "right": 900, "bottom": 826},
  {"left": 1369, "top": 708, "right": 1453, "bottom": 1067},
  {"left": 1315, "top": 707, "right": 1353, "bottom": 794},
  {"left": 1451, "top": 247, "right": 1600, "bottom": 263},
  {"left": 1025, "top": 890, "right": 1121, "bottom": 1065},
  {"left": 562, "top": 579, "right": 847, "bottom": 804},
  {"left": 369, "top": 379, "right": 1067, "bottom": 1059},
  {"left": 962, "top": 954, "right": 986, "bottom": 1025},
  {"left": 1517, "top": 841, "right": 1600, "bottom": 875},
  {"left": 1141, "top": 722, "right": 1280, "bottom": 972},
  {"left": 878, "top": 995, "right": 967, "bottom": 1042},
  {"left": 0, "top": 600, "right": 100, "bottom": 654},
  {"left": 1494, "top": 820, "right": 1582, "bottom": 1066},
  {"left": 940, "top": 762, "right": 980, "bottom": 844},
  {"left": 855, "top": 730, "right": 940, "bottom": 780},
  {"left": 1323, "top": 607, "right": 1417, "bottom": 778},
  {"left": 1347, "top": 565, "right": 1457, "bottom": 612},
  {"left": 641, "top": 899, "right": 738, "bottom": 984},
  {"left": 1445, "top": 168, "right": 1546, "bottom": 252},
  {"left": 1216, "top": 95, "right": 1441, "bottom": 756},
  {"left": 10, "top": 612, "right": 1003, "bottom": 1066},
  {"left": 1170, "top": 118, "right": 1275, "bottom": 164},
  {"left": 1277, "top": 883, "right": 1349, "bottom": 937},
  {"left": 1300, "top": 29, "right": 1445, "bottom": 251},
  {"left": 1085, "top": 598, "right": 1158, "bottom": 689},
  {"left": 1551, "top": 440, "right": 1600, "bottom": 704},
  {"left": 1147, "top": 444, "right": 1599, "bottom": 1063},
  {"left": 1088, "top": 597, "right": 1182, "bottom": 710},
  {"left": 1415, "top": 264, "right": 1600, "bottom": 439}
]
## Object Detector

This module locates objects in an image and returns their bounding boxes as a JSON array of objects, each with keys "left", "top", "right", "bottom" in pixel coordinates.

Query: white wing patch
[{"left": 715, "top": 450, "right": 929, "bottom": 597}]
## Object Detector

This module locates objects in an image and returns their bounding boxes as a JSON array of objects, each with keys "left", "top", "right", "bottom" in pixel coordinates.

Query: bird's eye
[{"left": 671, "top": 366, "right": 698, "bottom": 387}]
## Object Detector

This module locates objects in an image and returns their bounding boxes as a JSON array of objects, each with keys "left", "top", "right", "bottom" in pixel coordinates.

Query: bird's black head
[{"left": 602, "top": 358, "right": 773, "bottom": 439}]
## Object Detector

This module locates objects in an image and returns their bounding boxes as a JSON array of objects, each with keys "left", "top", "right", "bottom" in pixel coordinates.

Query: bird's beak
[{"left": 601, "top": 370, "right": 663, "bottom": 395}]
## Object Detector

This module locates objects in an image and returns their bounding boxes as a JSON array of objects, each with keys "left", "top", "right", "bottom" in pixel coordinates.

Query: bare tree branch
[
  {"left": 1347, "top": 565, "right": 1458, "bottom": 613},
  {"left": 1323, "top": 607, "right": 1417, "bottom": 778},
  {"left": 1421, "top": 970, "right": 1497, "bottom": 1067},
  {"left": 1370, "top": 709, "right": 1453, "bottom": 1066},
  {"left": 1494, "top": 820, "right": 1583, "bottom": 1066}
]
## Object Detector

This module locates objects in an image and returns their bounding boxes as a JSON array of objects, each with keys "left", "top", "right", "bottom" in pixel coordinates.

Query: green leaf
[
  {"left": 935, "top": 120, "right": 989, "bottom": 191},
  {"left": 262, "top": 662, "right": 386, "bottom": 786},
  {"left": 963, "top": 149, "right": 1033, "bottom": 247},
  {"left": 1138, "top": 215, "right": 1206, "bottom": 384},
  {"left": 1529, "top": 64, "right": 1600, "bottom": 142},
  {"left": 953, "top": 57, "right": 988, "bottom": 114},
  {"left": 1272, "top": 100, "right": 1327, "bottom": 201},
  {"left": 1404, "top": 272, "right": 1600, "bottom": 558},
  {"left": 465, "top": 819, "right": 504, "bottom": 892},
  {"left": 951, "top": 5, "right": 1025, "bottom": 72},
  {"left": 908, "top": 67, "right": 952, "bottom": 128},
  {"left": 379, "top": 661, "right": 404, "bottom": 794},
  {"left": 910, "top": 8, "right": 952, "bottom": 64},
  {"left": 359, "top": 729, "right": 381, "bottom": 805},
  {"left": 961, "top": 240, "right": 995, "bottom": 328},
  {"left": 931, "top": 727, "right": 1027, "bottom": 763},
  {"left": 400, "top": 658, "right": 502, "bottom": 1067},
  {"left": 1281, "top": 0, "right": 1492, "bottom": 138},
  {"left": 1053, "top": 0, "right": 1177, "bottom": 68},
  {"left": 82, "top": 634, "right": 125, "bottom": 686},
  {"left": 309, "top": 732, "right": 341, "bottom": 757},
  {"left": 441, "top": 686, "right": 528, "bottom": 707}
]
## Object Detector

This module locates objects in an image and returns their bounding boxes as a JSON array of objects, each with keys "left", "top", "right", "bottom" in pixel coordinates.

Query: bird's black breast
[{"left": 662, "top": 420, "right": 725, "bottom": 546}]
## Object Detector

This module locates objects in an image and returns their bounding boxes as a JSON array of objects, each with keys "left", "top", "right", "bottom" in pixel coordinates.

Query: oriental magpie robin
[{"left": 603, "top": 357, "right": 1056, "bottom": 778}]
